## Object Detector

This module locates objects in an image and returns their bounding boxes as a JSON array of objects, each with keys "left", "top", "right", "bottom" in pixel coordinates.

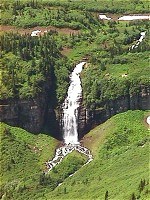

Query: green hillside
[
  {"left": 46, "top": 110, "right": 150, "bottom": 200},
  {"left": 0, "top": 1, "right": 150, "bottom": 199},
  {"left": 0, "top": 123, "right": 60, "bottom": 199},
  {"left": 1, "top": 110, "right": 149, "bottom": 200}
]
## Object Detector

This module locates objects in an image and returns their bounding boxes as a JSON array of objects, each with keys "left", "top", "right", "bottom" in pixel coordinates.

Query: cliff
[
  {"left": 0, "top": 96, "right": 60, "bottom": 139},
  {"left": 78, "top": 85, "right": 150, "bottom": 139},
  {"left": 0, "top": 85, "right": 149, "bottom": 140},
  {"left": 0, "top": 97, "right": 46, "bottom": 133}
]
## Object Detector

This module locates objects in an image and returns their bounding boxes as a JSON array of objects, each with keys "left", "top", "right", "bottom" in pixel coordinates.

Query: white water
[
  {"left": 130, "top": 31, "right": 146, "bottom": 50},
  {"left": 46, "top": 144, "right": 93, "bottom": 172},
  {"left": 63, "top": 62, "right": 86, "bottom": 145},
  {"left": 45, "top": 62, "right": 93, "bottom": 174}
]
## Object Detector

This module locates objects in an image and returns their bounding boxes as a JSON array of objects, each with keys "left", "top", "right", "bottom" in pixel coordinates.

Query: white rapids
[
  {"left": 46, "top": 144, "right": 93, "bottom": 172},
  {"left": 45, "top": 62, "right": 93, "bottom": 174},
  {"left": 130, "top": 31, "right": 146, "bottom": 50}
]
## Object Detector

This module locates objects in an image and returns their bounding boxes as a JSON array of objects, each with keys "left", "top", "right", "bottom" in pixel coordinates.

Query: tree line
[{"left": 0, "top": 32, "right": 70, "bottom": 104}]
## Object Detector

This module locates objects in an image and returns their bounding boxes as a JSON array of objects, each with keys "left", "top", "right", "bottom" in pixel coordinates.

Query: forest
[
  {"left": 1, "top": 1, "right": 150, "bottom": 107},
  {"left": 0, "top": 0, "right": 150, "bottom": 200}
]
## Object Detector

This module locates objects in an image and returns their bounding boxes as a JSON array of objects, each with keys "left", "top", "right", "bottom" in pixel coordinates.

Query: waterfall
[
  {"left": 63, "top": 62, "right": 86, "bottom": 145},
  {"left": 45, "top": 62, "right": 93, "bottom": 175},
  {"left": 129, "top": 31, "right": 146, "bottom": 50}
]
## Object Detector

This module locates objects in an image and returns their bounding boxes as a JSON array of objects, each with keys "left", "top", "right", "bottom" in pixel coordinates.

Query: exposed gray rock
[
  {"left": 0, "top": 97, "right": 46, "bottom": 133},
  {"left": 78, "top": 85, "right": 150, "bottom": 138},
  {"left": 0, "top": 85, "right": 149, "bottom": 139}
]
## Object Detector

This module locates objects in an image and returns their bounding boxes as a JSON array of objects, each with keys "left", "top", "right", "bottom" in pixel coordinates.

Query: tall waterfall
[
  {"left": 63, "top": 62, "right": 86, "bottom": 145},
  {"left": 45, "top": 62, "right": 93, "bottom": 175}
]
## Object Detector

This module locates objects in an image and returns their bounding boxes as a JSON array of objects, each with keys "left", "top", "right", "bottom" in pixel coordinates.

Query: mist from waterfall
[{"left": 63, "top": 62, "right": 86, "bottom": 145}]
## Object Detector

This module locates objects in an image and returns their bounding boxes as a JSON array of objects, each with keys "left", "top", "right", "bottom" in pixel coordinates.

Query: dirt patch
[
  {"left": 0, "top": 25, "right": 81, "bottom": 35},
  {"left": 61, "top": 47, "right": 72, "bottom": 56}
]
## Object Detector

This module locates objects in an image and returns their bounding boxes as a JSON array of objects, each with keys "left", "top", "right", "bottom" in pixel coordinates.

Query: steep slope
[
  {"left": 1, "top": 110, "right": 149, "bottom": 200},
  {"left": 45, "top": 110, "right": 149, "bottom": 200},
  {"left": 0, "top": 123, "right": 60, "bottom": 199}
]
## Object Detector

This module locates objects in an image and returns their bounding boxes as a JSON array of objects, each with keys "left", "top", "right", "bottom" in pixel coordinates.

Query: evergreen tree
[
  {"left": 105, "top": 190, "right": 108, "bottom": 200},
  {"left": 131, "top": 193, "right": 136, "bottom": 200}
]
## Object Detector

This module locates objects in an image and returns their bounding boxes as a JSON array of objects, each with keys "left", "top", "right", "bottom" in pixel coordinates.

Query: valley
[{"left": 0, "top": 0, "right": 150, "bottom": 200}]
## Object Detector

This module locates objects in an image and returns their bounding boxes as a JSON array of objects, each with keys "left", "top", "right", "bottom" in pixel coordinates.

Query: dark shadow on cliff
[
  {"left": 42, "top": 108, "right": 62, "bottom": 140},
  {"left": 42, "top": 64, "right": 62, "bottom": 141}
]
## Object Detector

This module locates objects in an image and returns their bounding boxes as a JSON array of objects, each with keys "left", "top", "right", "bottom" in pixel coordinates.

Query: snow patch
[
  {"left": 99, "top": 15, "right": 111, "bottom": 20},
  {"left": 118, "top": 15, "right": 150, "bottom": 21},
  {"left": 121, "top": 74, "right": 128, "bottom": 78},
  {"left": 146, "top": 116, "right": 150, "bottom": 125},
  {"left": 31, "top": 30, "right": 41, "bottom": 36}
]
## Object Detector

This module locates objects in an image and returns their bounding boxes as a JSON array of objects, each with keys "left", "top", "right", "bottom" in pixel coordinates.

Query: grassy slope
[
  {"left": 0, "top": 110, "right": 149, "bottom": 199},
  {"left": 44, "top": 110, "right": 150, "bottom": 200},
  {"left": 0, "top": 123, "right": 87, "bottom": 200},
  {"left": 2, "top": 0, "right": 149, "bottom": 13},
  {"left": 0, "top": 123, "right": 60, "bottom": 199}
]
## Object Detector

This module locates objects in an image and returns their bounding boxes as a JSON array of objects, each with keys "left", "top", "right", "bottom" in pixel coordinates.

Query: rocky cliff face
[
  {"left": 1, "top": 85, "right": 149, "bottom": 140},
  {"left": 78, "top": 85, "right": 150, "bottom": 139},
  {"left": 0, "top": 95, "right": 61, "bottom": 138},
  {"left": 0, "top": 97, "right": 47, "bottom": 133}
]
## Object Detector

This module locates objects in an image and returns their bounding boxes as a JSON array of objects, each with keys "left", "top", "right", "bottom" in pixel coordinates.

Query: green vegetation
[
  {"left": 0, "top": 122, "right": 87, "bottom": 200},
  {"left": 0, "top": 32, "right": 72, "bottom": 103},
  {"left": 48, "top": 151, "right": 87, "bottom": 186},
  {"left": 1, "top": 3, "right": 99, "bottom": 29},
  {"left": 0, "top": 122, "right": 59, "bottom": 199},
  {"left": 1, "top": 110, "right": 149, "bottom": 199},
  {"left": 0, "top": 1, "right": 150, "bottom": 199},
  {"left": 80, "top": 20, "right": 150, "bottom": 108},
  {"left": 1, "top": 0, "right": 150, "bottom": 108},
  {"left": 1, "top": 12, "right": 149, "bottom": 107},
  {"left": 45, "top": 110, "right": 150, "bottom": 200},
  {"left": 1, "top": 0, "right": 149, "bottom": 28}
]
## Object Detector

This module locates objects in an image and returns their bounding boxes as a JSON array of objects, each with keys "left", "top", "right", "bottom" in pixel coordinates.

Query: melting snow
[
  {"left": 99, "top": 14, "right": 111, "bottom": 20},
  {"left": 121, "top": 74, "right": 128, "bottom": 78},
  {"left": 146, "top": 116, "right": 150, "bottom": 125},
  {"left": 118, "top": 15, "right": 150, "bottom": 20},
  {"left": 31, "top": 30, "right": 41, "bottom": 36}
]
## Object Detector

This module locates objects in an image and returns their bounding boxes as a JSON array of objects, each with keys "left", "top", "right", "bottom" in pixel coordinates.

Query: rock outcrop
[
  {"left": 0, "top": 85, "right": 149, "bottom": 140},
  {"left": 0, "top": 97, "right": 46, "bottom": 133},
  {"left": 78, "top": 85, "right": 150, "bottom": 139},
  {"left": 0, "top": 96, "right": 60, "bottom": 139}
]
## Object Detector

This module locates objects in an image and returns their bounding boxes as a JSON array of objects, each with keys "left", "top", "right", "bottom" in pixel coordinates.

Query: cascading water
[
  {"left": 129, "top": 31, "right": 146, "bottom": 50},
  {"left": 63, "top": 62, "right": 86, "bottom": 145},
  {"left": 45, "top": 62, "right": 93, "bottom": 175}
]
